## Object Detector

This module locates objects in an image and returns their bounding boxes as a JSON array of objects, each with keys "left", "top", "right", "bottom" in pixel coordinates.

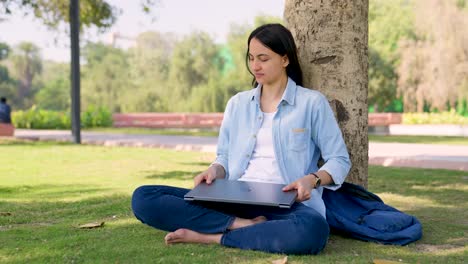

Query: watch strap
[{"left": 310, "top": 173, "right": 321, "bottom": 188}]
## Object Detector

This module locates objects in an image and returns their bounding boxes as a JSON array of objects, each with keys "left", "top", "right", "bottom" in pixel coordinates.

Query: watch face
[{"left": 315, "top": 178, "right": 321, "bottom": 188}]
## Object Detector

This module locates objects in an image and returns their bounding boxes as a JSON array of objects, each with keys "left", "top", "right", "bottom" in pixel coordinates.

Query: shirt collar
[{"left": 251, "top": 77, "right": 297, "bottom": 106}]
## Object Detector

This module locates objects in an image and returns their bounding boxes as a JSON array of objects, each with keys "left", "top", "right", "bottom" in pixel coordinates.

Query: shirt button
[
  {"left": 258, "top": 116, "right": 262, "bottom": 119},
  {"left": 252, "top": 134, "right": 256, "bottom": 138},
  {"left": 246, "top": 154, "right": 250, "bottom": 157}
]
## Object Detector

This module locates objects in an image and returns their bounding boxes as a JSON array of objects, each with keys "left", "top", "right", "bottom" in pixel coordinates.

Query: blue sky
[{"left": 0, "top": 0, "right": 284, "bottom": 62}]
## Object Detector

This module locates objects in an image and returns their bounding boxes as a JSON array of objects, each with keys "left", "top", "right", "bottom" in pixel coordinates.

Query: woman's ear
[{"left": 282, "top": 56, "right": 289, "bottom": 67}]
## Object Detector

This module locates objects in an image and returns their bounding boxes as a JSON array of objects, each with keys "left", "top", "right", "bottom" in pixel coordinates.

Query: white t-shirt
[{"left": 238, "top": 112, "right": 285, "bottom": 184}]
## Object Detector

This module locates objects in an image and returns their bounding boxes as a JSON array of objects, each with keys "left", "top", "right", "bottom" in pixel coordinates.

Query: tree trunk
[{"left": 284, "top": 0, "right": 369, "bottom": 187}]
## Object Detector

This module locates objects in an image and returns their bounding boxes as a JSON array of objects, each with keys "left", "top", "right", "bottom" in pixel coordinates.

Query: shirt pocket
[{"left": 288, "top": 128, "right": 309, "bottom": 152}]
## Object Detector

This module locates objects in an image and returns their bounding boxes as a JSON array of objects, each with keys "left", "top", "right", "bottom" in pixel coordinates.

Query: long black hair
[{"left": 246, "top": 23, "right": 303, "bottom": 87}]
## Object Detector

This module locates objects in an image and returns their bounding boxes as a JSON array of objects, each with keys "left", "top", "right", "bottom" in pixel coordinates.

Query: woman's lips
[{"left": 255, "top": 73, "right": 264, "bottom": 78}]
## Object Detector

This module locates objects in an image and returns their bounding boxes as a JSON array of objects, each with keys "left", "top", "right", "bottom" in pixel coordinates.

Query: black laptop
[{"left": 184, "top": 179, "right": 297, "bottom": 208}]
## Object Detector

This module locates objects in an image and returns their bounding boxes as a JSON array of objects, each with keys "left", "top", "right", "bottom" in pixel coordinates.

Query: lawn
[{"left": 0, "top": 140, "right": 466, "bottom": 263}]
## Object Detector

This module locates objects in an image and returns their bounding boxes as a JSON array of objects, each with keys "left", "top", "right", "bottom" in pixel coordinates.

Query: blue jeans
[{"left": 131, "top": 185, "right": 329, "bottom": 255}]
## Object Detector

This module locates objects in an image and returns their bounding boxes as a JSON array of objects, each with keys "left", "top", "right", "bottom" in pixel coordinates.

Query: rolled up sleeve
[{"left": 312, "top": 95, "right": 351, "bottom": 190}]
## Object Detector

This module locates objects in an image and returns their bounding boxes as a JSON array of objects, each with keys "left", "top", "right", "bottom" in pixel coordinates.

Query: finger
[
  {"left": 194, "top": 177, "right": 201, "bottom": 187},
  {"left": 297, "top": 192, "right": 305, "bottom": 202},
  {"left": 194, "top": 175, "right": 205, "bottom": 186},
  {"left": 282, "top": 183, "right": 295, "bottom": 191},
  {"left": 297, "top": 189, "right": 309, "bottom": 202},
  {"left": 206, "top": 175, "right": 214, "bottom": 184}
]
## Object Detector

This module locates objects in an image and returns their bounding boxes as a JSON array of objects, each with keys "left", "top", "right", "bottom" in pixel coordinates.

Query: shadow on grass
[
  {"left": 1, "top": 174, "right": 466, "bottom": 263},
  {"left": 368, "top": 165, "right": 467, "bottom": 246},
  {"left": 178, "top": 161, "right": 211, "bottom": 167},
  {"left": 1, "top": 218, "right": 278, "bottom": 264},
  {"left": 0, "top": 193, "right": 132, "bottom": 228},
  {"left": 369, "top": 166, "right": 467, "bottom": 203},
  {"left": 0, "top": 184, "right": 110, "bottom": 200},
  {"left": 143, "top": 170, "right": 203, "bottom": 180},
  {"left": 0, "top": 139, "right": 73, "bottom": 147}
]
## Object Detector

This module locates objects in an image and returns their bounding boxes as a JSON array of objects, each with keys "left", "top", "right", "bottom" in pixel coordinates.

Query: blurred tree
[
  {"left": 0, "top": 42, "right": 18, "bottom": 108},
  {"left": 0, "top": 42, "right": 10, "bottom": 60},
  {"left": 223, "top": 23, "right": 252, "bottom": 99},
  {"left": 368, "top": 0, "right": 415, "bottom": 111},
  {"left": 36, "top": 77, "right": 70, "bottom": 110},
  {"left": 123, "top": 31, "right": 177, "bottom": 112},
  {"left": 9, "top": 42, "right": 42, "bottom": 107},
  {"left": 368, "top": 47, "right": 397, "bottom": 111},
  {"left": 167, "top": 31, "right": 224, "bottom": 112},
  {"left": 81, "top": 42, "right": 131, "bottom": 112},
  {"left": 189, "top": 71, "right": 225, "bottom": 112},
  {"left": 0, "top": 0, "right": 158, "bottom": 31},
  {"left": 397, "top": 0, "right": 468, "bottom": 112},
  {"left": 31, "top": 61, "right": 69, "bottom": 110}
]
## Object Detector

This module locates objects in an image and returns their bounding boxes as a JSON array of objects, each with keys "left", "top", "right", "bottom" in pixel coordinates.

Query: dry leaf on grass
[
  {"left": 78, "top": 222, "right": 105, "bottom": 229},
  {"left": 272, "top": 256, "right": 288, "bottom": 264},
  {"left": 373, "top": 259, "right": 403, "bottom": 264}
]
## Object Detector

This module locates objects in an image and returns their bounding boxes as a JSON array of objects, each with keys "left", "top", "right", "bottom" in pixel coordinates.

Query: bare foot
[
  {"left": 252, "top": 215, "right": 268, "bottom": 223},
  {"left": 228, "top": 215, "right": 267, "bottom": 230},
  {"left": 164, "top": 228, "right": 222, "bottom": 245}
]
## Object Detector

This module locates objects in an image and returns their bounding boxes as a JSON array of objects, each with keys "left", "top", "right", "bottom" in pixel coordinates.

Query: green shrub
[
  {"left": 403, "top": 110, "right": 468, "bottom": 125},
  {"left": 12, "top": 106, "right": 113, "bottom": 129},
  {"left": 12, "top": 106, "right": 70, "bottom": 129},
  {"left": 81, "top": 105, "right": 113, "bottom": 128}
]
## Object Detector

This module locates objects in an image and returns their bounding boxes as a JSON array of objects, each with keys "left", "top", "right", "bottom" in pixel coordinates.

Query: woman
[{"left": 132, "top": 23, "right": 351, "bottom": 255}]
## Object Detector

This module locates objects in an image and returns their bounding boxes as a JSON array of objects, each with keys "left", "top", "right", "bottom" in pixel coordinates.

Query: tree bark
[{"left": 284, "top": 0, "right": 369, "bottom": 187}]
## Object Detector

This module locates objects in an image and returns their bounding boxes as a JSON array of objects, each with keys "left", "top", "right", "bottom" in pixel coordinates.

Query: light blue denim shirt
[{"left": 214, "top": 77, "right": 351, "bottom": 218}]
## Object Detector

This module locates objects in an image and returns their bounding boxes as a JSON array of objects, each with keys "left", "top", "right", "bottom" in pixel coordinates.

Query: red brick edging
[{"left": 112, "top": 113, "right": 402, "bottom": 128}]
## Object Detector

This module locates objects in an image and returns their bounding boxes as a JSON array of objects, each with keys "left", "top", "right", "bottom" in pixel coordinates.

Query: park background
[
  {"left": 0, "top": 0, "right": 467, "bottom": 129},
  {"left": 0, "top": 0, "right": 467, "bottom": 263}
]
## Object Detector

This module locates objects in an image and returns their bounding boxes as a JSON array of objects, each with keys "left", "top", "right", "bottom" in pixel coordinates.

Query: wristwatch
[{"left": 310, "top": 173, "right": 321, "bottom": 188}]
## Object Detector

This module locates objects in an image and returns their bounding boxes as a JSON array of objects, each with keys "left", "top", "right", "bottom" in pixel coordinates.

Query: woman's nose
[{"left": 251, "top": 60, "right": 260, "bottom": 71}]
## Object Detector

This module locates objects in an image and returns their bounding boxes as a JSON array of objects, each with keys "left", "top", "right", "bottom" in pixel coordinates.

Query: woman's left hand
[{"left": 282, "top": 174, "right": 315, "bottom": 202}]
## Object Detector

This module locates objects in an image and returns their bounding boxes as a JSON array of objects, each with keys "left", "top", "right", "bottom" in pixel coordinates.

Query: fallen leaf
[
  {"left": 0, "top": 212, "right": 12, "bottom": 216},
  {"left": 374, "top": 259, "right": 404, "bottom": 264},
  {"left": 78, "top": 222, "right": 105, "bottom": 229},
  {"left": 272, "top": 256, "right": 288, "bottom": 264}
]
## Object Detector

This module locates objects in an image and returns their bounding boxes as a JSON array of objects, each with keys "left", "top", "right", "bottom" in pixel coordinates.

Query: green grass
[
  {"left": 0, "top": 140, "right": 467, "bottom": 263},
  {"left": 369, "top": 134, "right": 468, "bottom": 145}
]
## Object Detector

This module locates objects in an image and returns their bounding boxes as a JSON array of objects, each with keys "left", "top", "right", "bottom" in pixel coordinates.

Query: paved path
[{"left": 13, "top": 129, "right": 468, "bottom": 172}]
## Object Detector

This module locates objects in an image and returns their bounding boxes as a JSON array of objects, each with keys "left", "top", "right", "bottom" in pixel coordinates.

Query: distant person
[{"left": 0, "top": 97, "right": 12, "bottom": 123}]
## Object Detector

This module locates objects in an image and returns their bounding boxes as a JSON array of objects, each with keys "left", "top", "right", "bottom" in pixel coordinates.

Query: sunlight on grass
[
  {"left": 378, "top": 193, "right": 456, "bottom": 210},
  {"left": 1, "top": 140, "right": 466, "bottom": 263},
  {"left": 415, "top": 244, "right": 468, "bottom": 256},
  {"left": 105, "top": 217, "right": 138, "bottom": 227},
  {"left": 411, "top": 183, "right": 468, "bottom": 192}
]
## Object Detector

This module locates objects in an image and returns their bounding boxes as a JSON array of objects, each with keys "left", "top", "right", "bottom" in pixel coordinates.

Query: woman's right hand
[{"left": 194, "top": 164, "right": 225, "bottom": 187}]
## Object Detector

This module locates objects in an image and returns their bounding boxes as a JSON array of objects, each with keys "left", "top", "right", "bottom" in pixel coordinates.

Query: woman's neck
[
  {"left": 261, "top": 74, "right": 288, "bottom": 101},
  {"left": 260, "top": 74, "right": 288, "bottom": 113}
]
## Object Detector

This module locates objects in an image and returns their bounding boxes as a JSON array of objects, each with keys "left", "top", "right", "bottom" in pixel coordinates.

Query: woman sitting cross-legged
[{"left": 132, "top": 23, "right": 351, "bottom": 255}]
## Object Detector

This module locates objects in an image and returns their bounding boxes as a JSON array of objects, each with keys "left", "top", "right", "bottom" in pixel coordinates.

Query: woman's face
[{"left": 248, "top": 38, "right": 288, "bottom": 86}]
